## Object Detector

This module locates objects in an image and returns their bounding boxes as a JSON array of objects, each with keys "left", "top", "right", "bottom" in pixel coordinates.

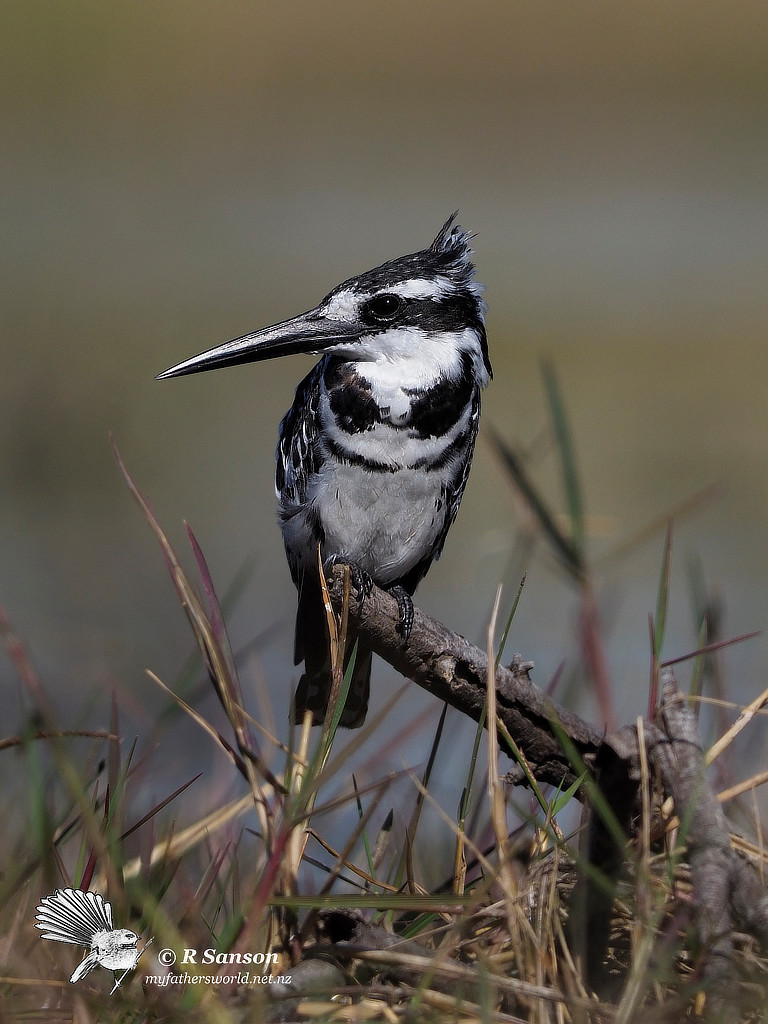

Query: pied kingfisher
[{"left": 158, "top": 215, "right": 491, "bottom": 727}]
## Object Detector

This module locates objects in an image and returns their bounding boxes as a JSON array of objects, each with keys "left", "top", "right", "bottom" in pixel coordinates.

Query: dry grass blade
[
  {"left": 122, "top": 793, "right": 256, "bottom": 878},
  {"left": 185, "top": 522, "right": 256, "bottom": 754},
  {"left": 145, "top": 668, "right": 250, "bottom": 781},
  {"left": 659, "top": 629, "right": 761, "bottom": 669},
  {"left": 0, "top": 605, "right": 50, "bottom": 708},
  {"left": 406, "top": 770, "right": 495, "bottom": 881},
  {"left": 353, "top": 947, "right": 570, "bottom": 1006},
  {"left": 718, "top": 766, "right": 768, "bottom": 806},
  {"left": 487, "top": 586, "right": 512, "bottom": 875},
  {"left": 113, "top": 439, "right": 284, "bottom": 809},
  {"left": 0, "top": 729, "right": 115, "bottom": 752},
  {"left": 391, "top": 701, "right": 451, "bottom": 900},
  {"left": 303, "top": 824, "right": 400, "bottom": 892},
  {"left": 596, "top": 481, "right": 722, "bottom": 570},
  {"left": 370, "top": 807, "right": 394, "bottom": 872},
  {"left": 705, "top": 682, "right": 768, "bottom": 766},
  {"left": 613, "top": 717, "right": 658, "bottom": 1024},
  {"left": 120, "top": 772, "right": 203, "bottom": 842},
  {"left": 307, "top": 784, "right": 391, "bottom": 904}
]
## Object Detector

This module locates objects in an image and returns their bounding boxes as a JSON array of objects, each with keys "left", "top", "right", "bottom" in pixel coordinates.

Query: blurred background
[{"left": 2, "top": 2, "right": 767, "bottom": 843}]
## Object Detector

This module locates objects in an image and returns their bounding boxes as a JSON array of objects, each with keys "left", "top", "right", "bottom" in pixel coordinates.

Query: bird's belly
[{"left": 285, "top": 461, "right": 446, "bottom": 586}]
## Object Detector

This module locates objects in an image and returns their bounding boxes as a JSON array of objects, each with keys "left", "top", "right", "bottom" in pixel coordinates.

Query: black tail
[{"left": 291, "top": 577, "right": 371, "bottom": 728}]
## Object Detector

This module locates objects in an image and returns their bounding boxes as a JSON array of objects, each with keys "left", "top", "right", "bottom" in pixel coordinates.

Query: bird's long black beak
[{"left": 156, "top": 308, "right": 357, "bottom": 380}]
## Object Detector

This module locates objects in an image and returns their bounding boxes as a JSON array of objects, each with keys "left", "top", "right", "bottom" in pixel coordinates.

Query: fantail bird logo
[{"left": 35, "top": 888, "right": 153, "bottom": 993}]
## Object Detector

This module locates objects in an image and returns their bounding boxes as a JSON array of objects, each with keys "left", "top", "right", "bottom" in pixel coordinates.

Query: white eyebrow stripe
[
  {"left": 323, "top": 277, "right": 452, "bottom": 321},
  {"left": 386, "top": 277, "right": 453, "bottom": 299}
]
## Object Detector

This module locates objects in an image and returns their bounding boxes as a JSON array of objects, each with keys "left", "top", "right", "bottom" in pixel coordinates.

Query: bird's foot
[
  {"left": 322, "top": 558, "right": 412, "bottom": 644},
  {"left": 323, "top": 555, "right": 374, "bottom": 600},
  {"left": 388, "top": 585, "right": 414, "bottom": 644}
]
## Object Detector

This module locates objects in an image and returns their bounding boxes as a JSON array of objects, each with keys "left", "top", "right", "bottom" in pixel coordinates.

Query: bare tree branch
[{"left": 326, "top": 566, "right": 602, "bottom": 790}]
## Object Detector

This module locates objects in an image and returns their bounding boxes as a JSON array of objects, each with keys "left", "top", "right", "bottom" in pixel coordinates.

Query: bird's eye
[{"left": 363, "top": 293, "right": 404, "bottom": 322}]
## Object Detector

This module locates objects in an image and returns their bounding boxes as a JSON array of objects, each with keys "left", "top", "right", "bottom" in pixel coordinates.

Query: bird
[
  {"left": 35, "top": 887, "right": 150, "bottom": 991},
  {"left": 157, "top": 214, "right": 491, "bottom": 727}
]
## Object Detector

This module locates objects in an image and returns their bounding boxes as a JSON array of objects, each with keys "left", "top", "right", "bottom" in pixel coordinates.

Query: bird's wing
[
  {"left": 441, "top": 386, "right": 482, "bottom": 542},
  {"left": 35, "top": 888, "right": 113, "bottom": 946},
  {"left": 276, "top": 360, "right": 324, "bottom": 506},
  {"left": 275, "top": 360, "right": 325, "bottom": 582}
]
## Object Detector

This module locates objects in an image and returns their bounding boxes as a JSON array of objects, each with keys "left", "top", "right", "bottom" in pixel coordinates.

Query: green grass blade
[
  {"left": 487, "top": 425, "right": 583, "bottom": 579},
  {"left": 541, "top": 359, "right": 585, "bottom": 563},
  {"left": 495, "top": 573, "right": 526, "bottom": 669},
  {"left": 654, "top": 520, "right": 673, "bottom": 660}
]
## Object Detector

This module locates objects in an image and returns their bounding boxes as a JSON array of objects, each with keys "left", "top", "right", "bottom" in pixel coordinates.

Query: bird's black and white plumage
[
  {"left": 158, "top": 214, "right": 491, "bottom": 727},
  {"left": 35, "top": 888, "right": 142, "bottom": 986}
]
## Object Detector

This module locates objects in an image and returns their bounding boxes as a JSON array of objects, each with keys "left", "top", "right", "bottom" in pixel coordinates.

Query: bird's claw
[
  {"left": 389, "top": 585, "right": 414, "bottom": 644},
  {"left": 323, "top": 559, "right": 412, "bottom": 644},
  {"left": 324, "top": 555, "right": 374, "bottom": 600}
]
